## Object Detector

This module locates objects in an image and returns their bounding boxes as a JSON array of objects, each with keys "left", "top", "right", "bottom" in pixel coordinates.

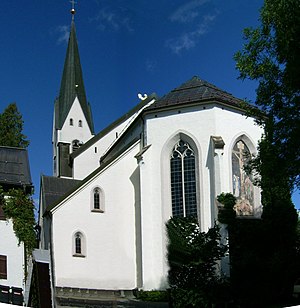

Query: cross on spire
[{"left": 70, "top": 0, "right": 77, "bottom": 19}]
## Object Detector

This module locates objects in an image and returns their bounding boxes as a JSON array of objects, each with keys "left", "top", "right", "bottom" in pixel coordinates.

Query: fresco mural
[{"left": 232, "top": 140, "right": 254, "bottom": 215}]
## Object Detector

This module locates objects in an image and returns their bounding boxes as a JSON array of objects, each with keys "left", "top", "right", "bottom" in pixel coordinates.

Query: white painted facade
[
  {"left": 0, "top": 219, "right": 25, "bottom": 289},
  {"left": 72, "top": 97, "right": 156, "bottom": 180},
  {"left": 51, "top": 141, "right": 140, "bottom": 290},
  {"left": 46, "top": 99, "right": 263, "bottom": 293},
  {"left": 53, "top": 97, "right": 94, "bottom": 178},
  {"left": 39, "top": 19, "right": 264, "bottom": 304}
]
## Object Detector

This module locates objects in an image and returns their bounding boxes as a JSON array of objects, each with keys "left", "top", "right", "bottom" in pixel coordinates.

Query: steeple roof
[
  {"left": 146, "top": 76, "right": 244, "bottom": 111},
  {"left": 55, "top": 21, "right": 94, "bottom": 134}
]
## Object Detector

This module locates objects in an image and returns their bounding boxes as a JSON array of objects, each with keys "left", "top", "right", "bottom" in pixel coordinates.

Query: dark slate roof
[
  {"left": 55, "top": 21, "right": 94, "bottom": 134},
  {"left": 0, "top": 146, "right": 32, "bottom": 188},
  {"left": 146, "top": 76, "right": 244, "bottom": 111},
  {"left": 41, "top": 175, "right": 81, "bottom": 214}
]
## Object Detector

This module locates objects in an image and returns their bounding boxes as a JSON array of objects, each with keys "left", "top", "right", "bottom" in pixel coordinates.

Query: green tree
[
  {"left": 234, "top": 0, "right": 300, "bottom": 189},
  {"left": 234, "top": 0, "right": 300, "bottom": 304},
  {"left": 0, "top": 103, "right": 29, "bottom": 148},
  {"left": 166, "top": 217, "right": 228, "bottom": 307}
]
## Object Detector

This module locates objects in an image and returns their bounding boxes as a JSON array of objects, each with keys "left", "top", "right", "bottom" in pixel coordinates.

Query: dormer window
[
  {"left": 70, "top": 118, "right": 73, "bottom": 126},
  {"left": 78, "top": 120, "right": 82, "bottom": 127}
]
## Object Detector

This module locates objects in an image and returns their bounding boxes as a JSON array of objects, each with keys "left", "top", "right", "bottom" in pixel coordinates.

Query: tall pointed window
[
  {"left": 70, "top": 118, "right": 73, "bottom": 126},
  {"left": 73, "top": 232, "right": 85, "bottom": 257},
  {"left": 232, "top": 140, "right": 254, "bottom": 216},
  {"left": 91, "top": 187, "right": 104, "bottom": 212},
  {"left": 75, "top": 233, "right": 81, "bottom": 254},
  {"left": 170, "top": 139, "right": 197, "bottom": 217},
  {"left": 78, "top": 120, "right": 82, "bottom": 127},
  {"left": 94, "top": 188, "right": 100, "bottom": 210}
]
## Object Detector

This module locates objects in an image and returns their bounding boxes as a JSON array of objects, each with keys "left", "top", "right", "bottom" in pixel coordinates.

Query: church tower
[{"left": 52, "top": 10, "right": 94, "bottom": 178}]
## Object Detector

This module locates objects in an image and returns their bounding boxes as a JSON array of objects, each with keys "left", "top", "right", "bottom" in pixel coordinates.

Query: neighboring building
[
  {"left": 0, "top": 146, "right": 33, "bottom": 305},
  {"left": 36, "top": 17, "right": 263, "bottom": 307}
]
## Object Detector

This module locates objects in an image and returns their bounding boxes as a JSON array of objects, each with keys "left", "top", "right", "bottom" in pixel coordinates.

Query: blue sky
[{"left": 0, "top": 0, "right": 298, "bottom": 210}]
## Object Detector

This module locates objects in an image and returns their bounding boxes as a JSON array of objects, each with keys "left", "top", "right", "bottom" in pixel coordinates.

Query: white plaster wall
[
  {"left": 51, "top": 142, "right": 140, "bottom": 290},
  {"left": 139, "top": 104, "right": 263, "bottom": 290},
  {"left": 73, "top": 98, "right": 156, "bottom": 180},
  {"left": 0, "top": 220, "right": 25, "bottom": 288},
  {"left": 59, "top": 97, "right": 93, "bottom": 145},
  {"left": 214, "top": 107, "right": 262, "bottom": 194},
  {"left": 73, "top": 112, "right": 140, "bottom": 180}
]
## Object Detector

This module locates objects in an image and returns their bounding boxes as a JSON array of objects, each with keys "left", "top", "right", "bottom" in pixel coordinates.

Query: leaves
[
  {"left": 166, "top": 217, "right": 228, "bottom": 307},
  {"left": 235, "top": 0, "right": 300, "bottom": 188},
  {"left": 2, "top": 188, "right": 36, "bottom": 256}
]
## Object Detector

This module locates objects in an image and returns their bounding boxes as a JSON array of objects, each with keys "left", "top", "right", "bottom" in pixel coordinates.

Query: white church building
[{"left": 35, "top": 16, "right": 262, "bottom": 307}]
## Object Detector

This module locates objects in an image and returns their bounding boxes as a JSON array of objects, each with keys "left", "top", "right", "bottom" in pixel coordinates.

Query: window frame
[
  {"left": 72, "top": 232, "right": 86, "bottom": 257},
  {"left": 91, "top": 186, "right": 105, "bottom": 213},
  {"left": 230, "top": 134, "right": 260, "bottom": 216},
  {"left": 0, "top": 205, "right": 5, "bottom": 220},
  {"left": 170, "top": 139, "right": 198, "bottom": 218},
  {"left": 0, "top": 255, "right": 7, "bottom": 279}
]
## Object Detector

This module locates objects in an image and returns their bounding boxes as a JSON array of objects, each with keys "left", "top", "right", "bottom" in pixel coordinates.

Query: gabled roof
[
  {"left": 41, "top": 175, "right": 81, "bottom": 214},
  {"left": 0, "top": 146, "right": 32, "bottom": 189},
  {"left": 55, "top": 21, "right": 94, "bottom": 134},
  {"left": 146, "top": 76, "right": 244, "bottom": 111}
]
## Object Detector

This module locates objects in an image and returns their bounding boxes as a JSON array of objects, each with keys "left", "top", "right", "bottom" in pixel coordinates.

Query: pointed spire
[{"left": 55, "top": 20, "right": 94, "bottom": 134}]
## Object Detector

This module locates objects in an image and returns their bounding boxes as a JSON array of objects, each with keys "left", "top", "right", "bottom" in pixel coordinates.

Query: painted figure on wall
[{"left": 232, "top": 140, "right": 254, "bottom": 215}]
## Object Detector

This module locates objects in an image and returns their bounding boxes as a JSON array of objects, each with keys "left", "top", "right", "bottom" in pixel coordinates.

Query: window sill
[
  {"left": 73, "top": 253, "right": 85, "bottom": 258},
  {"left": 91, "top": 209, "right": 104, "bottom": 213}
]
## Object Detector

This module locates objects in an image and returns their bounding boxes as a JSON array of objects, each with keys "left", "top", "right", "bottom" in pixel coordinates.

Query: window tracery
[{"left": 170, "top": 139, "right": 197, "bottom": 217}]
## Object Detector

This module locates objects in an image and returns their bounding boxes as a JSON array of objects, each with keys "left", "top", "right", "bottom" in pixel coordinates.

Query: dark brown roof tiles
[{"left": 146, "top": 76, "right": 244, "bottom": 111}]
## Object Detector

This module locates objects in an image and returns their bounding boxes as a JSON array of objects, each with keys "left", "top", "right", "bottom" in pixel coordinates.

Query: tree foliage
[
  {"left": 0, "top": 103, "right": 29, "bottom": 148},
  {"left": 166, "top": 217, "right": 228, "bottom": 307},
  {"left": 234, "top": 0, "right": 300, "bottom": 189},
  {"left": 234, "top": 1, "right": 300, "bottom": 304},
  {"left": 1, "top": 187, "right": 36, "bottom": 257}
]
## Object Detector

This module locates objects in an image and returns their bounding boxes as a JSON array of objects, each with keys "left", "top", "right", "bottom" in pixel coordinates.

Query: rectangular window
[
  {"left": 0, "top": 205, "right": 5, "bottom": 220},
  {"left": 0, "top": 255, "right": 7, "bottom": 279}
]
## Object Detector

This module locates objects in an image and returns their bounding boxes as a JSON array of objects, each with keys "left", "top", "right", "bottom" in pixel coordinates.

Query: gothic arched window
[
  {"left": 91, "top": 187, "right": 104, "bottom": 213},
  {"left": 170, "top": 139, "right": 197, "bottom": 217},
  {"left": 73, "top": 232, "right": 85, "bottom": 257},
  {"left": 232, "top": 140, "right": 254, "bottom": 216},
  {"left": 94, "top": 188, "right": 100, "bottom": 210},
  {"left": 78, "top": 120, "right": 82, "bottom": 127},
  {"left": 70, "top": 118, "right": 73, "bottom": 126},
  {"left": 75, "top": 233, "right": 82, "bottom": 254}
]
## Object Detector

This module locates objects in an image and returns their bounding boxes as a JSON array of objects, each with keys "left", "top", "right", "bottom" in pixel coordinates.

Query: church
[{"left": 33, "top": 11, "right": 262, "bottom": 307}]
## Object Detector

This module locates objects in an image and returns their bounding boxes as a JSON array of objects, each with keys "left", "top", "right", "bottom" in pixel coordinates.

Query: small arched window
[
  {"left": 78, "top": 120, "right": 82, "bottom": 127},
  {"left": 94, "top": 188, "right": 100, "bottom": 210},
  {"left": 72, "top": 140, "right": 80, "bottom": 152},
  {"left": 75, "top": 233, "right": 81, "bottom": 254},
  {"left": 73, "top": 232, "right": 85, "bottom": 257},
  {"left": 70, "top": 118, "right": 73, "bottom": 126},
  {"left": 91, "top": 187, "right": 104, "bottom": 212}
]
